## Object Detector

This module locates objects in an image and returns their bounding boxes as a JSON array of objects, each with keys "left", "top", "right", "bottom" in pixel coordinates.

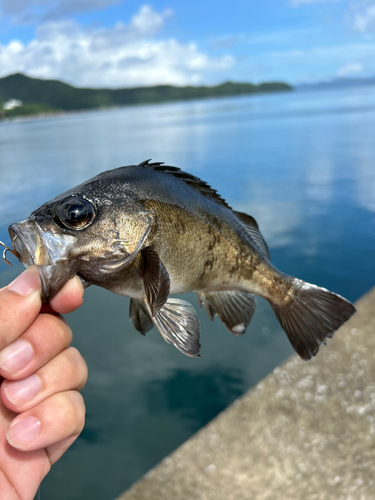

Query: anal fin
[
  {"left": 198, "top": 290, "right": 256, "bottom": 336},
  {"left": 197, "top": 292, "right": 215, "bottom": 321},
  {"left": 151, "top": 298, "right": 201, "bottom": 357}
]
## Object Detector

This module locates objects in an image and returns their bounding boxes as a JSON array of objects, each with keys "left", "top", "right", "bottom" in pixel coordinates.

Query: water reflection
[
  {"left": 356, "top": 145, "right": 375, "bottom": 213},
  {"left": 145, "top": 366, "right": 244, "bottom": 432},
  {"left": 235, "top": 187, "right": 301, "bottom": 249},
  {"left": 0, "top": 86, "right": 374, "bottom": 500},
  {"left": 306, "top": 157, "right": 333, "bottom": 210}
]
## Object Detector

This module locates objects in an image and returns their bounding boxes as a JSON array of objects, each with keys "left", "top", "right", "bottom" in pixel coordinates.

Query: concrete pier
[{"left": 116, "top": 288, "right": 375, "bottom": 500}]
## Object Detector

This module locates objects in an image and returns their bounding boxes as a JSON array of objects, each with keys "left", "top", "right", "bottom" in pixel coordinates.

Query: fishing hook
[{"left": 0, "top": 241, "right": 19, "bottom": 266}]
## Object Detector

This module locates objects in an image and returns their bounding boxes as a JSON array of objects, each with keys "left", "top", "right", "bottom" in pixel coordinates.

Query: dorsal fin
[
  {"left": 234, "top": 211, "right": 270, "bottom": 260},
  {"left": 138, "top": 159, "right": 232, "bottom": 210}
]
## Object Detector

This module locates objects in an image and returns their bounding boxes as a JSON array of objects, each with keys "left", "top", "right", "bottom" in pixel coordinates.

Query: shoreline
[{"left": 0, "top": 88, "right": 293, "bottom": 124}]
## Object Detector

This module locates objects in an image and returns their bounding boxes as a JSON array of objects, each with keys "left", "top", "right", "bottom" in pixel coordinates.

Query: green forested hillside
[{"left": 0, "top": 73, "right": 293, "bottom": 117}]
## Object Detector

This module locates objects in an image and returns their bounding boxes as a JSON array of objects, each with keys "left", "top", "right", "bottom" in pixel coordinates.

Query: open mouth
[
  {"left": 8, "top": 221, "right": 54, "bottom": 267},
  {"left": 2, "top": 220, "right": 78, "bottom": 302}
]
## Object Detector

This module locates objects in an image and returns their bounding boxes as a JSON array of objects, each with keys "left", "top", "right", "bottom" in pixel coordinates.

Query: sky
[{"left": 1, "top": 0, "right": 375, "bottom": 88}]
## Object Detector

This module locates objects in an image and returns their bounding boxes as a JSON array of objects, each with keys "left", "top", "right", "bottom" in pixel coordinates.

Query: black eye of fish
[{"left": 56, "top": 197, "right": 96, "bottom": 230}]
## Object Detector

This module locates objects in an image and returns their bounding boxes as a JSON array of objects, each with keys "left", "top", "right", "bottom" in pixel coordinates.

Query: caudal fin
[{"left": 270, "top": 279, "right": 356, "bottom": 360}]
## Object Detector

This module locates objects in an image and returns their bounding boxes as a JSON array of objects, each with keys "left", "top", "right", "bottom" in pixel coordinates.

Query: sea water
[{"left": 0, "top": 86, "right": 374, "bottom": 499}]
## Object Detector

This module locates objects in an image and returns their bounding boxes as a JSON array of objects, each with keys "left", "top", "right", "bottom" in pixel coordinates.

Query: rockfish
[{"left": 1, "top": 160, "right": 355, "bottom": 360}]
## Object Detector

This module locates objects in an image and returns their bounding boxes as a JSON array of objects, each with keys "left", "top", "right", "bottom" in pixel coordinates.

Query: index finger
[{"left": 0, "top": 266, "right": 42, "bottom": 350}]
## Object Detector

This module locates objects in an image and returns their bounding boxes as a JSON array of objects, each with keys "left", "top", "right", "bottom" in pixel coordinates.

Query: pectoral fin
[
  {"left": 198, "top": 290, "right": 256, "bottom": 336},
  {"left": 151, "top": 298, "right": 201, "bottom": 357},
  {"left": 129, "top": 298, "right": 153, "bottom": 335},
  {"left": 142, "top": 247, "right": 170, "bottom": 315}
]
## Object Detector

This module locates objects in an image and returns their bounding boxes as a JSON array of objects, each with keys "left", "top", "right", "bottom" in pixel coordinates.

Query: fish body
[{"left": 3, "top": 160, "right": 355, "bottom": 360}]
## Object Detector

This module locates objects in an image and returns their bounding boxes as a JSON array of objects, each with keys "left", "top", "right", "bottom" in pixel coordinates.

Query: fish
[{"left": 1, "top": 160, "right": 355, "bottom": 360}]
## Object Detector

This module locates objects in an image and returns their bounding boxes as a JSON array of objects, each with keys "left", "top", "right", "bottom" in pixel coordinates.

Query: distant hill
[
  {"left": 297, "top": 76, "right": 375, "bottom": 92},
  {"left": 0, "top": 73, "right": 293, "bottom": 118}
]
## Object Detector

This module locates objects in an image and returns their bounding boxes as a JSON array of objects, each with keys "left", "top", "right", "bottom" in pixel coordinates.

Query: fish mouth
[
  {"left": 8, "top": 220, "right": 77, "bottom": 302},
  {"left": 9, "top": 221, "right": 53, "bottom": 267}
]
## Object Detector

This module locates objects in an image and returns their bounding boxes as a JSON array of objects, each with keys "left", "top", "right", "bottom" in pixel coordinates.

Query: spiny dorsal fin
[
  {"left": 234, "top": 211, "right": 270, "bottom": 260},
  {"left": 139, "top": 159, "right": 232, "bottom": 210}
]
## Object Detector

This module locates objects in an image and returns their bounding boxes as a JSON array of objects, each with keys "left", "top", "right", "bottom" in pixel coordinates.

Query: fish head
[{"left": 8, "top": 176, "right": 153, "bottom": 302}]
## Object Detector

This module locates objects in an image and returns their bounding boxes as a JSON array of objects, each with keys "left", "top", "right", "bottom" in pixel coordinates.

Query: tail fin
[{"left": 270, "top": 279, "right": 356, "bottom": 360}]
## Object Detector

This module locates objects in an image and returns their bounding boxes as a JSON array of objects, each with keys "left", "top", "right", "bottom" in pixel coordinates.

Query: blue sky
[{"left": 1, "top": 0, "right": 375, "bottom": 87}]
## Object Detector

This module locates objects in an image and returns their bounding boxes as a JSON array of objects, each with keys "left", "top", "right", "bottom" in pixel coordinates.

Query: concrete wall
[{"left": 116, "top": 288, "right": 375, "bottom": 500}]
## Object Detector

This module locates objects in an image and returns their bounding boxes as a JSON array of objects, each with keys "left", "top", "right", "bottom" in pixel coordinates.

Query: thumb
[{"left": 0, "top": 266, "right": 42, "bottom": 350}]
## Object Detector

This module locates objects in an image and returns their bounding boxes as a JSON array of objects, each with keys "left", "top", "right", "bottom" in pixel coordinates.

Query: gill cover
[{"left": 98, "top": 203, "right": 154, "bottom": 272}]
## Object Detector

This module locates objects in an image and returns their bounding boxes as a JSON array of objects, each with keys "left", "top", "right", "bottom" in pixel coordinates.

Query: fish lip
[
  {"left": 8, "top": 221, "right": 77, "bottom": 302},
  {"left": 9, "top": 220, "right": 76, "bottom": 266},
  {"left": 9, "top": 221, "right": 51, "bottom": 267},
  {"left": 9, "top": 221, "right": 53, "bottom": 301}
]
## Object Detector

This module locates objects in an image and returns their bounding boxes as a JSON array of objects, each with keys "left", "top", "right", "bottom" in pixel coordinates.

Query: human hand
[{"left": 0, "top": 266, "right": 87, "bottom": 500}]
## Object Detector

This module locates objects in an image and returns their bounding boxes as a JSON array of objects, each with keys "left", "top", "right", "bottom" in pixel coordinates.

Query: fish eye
[{"left": 56, "top": 197, "right": 96, "bottom": 230}]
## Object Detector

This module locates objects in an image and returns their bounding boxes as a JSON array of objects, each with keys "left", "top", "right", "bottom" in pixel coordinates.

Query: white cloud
[
  {"left": 349, "top": 2, "right": 375, "bottom": 33},
  {"left": 336, "top": 62, "right": 363, "bottom": 76},
  {"left": 0, "top": 5, "right": 235, "bottom": 88}
]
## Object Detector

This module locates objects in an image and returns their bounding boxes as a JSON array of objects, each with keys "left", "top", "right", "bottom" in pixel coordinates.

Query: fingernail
[
  {"left": 74, "top": 276, "right": 85, "bottom": 297},
  {"left": 5, "top": 375, "right": 42, "bottom": 406},
  {"left": 0, "top": 340, "right": 34, "bottom": 372},
  {"left": 9, "top": 267, "right": 41, "bottom": 296},
  {"left": 7, "top": 416, "right": 41, "bottom": 446}
]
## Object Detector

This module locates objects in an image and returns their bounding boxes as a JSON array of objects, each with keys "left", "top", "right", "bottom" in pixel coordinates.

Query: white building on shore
[{"left": 3, "top": 99, "right": 23, "bottom": 110}]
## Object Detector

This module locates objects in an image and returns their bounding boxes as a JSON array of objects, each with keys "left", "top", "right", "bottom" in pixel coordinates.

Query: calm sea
[{"left": 0, "top": 87, "right": 374, "bottom": 499}]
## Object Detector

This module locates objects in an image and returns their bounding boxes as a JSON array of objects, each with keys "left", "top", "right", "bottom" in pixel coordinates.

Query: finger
[
  {"left": 2, "top": 347, "right": 88, "bottom": 412},
  {"left": 46, "top": 434, "right": 80, "bottom": 465},
  {"left": 0, "top": 313, "right": 72, "bottom": 379},
  {"left": 0, "top": 266, "right": 42, "bottom": 350},
  {"left": 6, "top": 390, "right": 86, "bottom": 452},
  {"left": 49, "top": 276, "right": 84, "bottom": 315}
]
